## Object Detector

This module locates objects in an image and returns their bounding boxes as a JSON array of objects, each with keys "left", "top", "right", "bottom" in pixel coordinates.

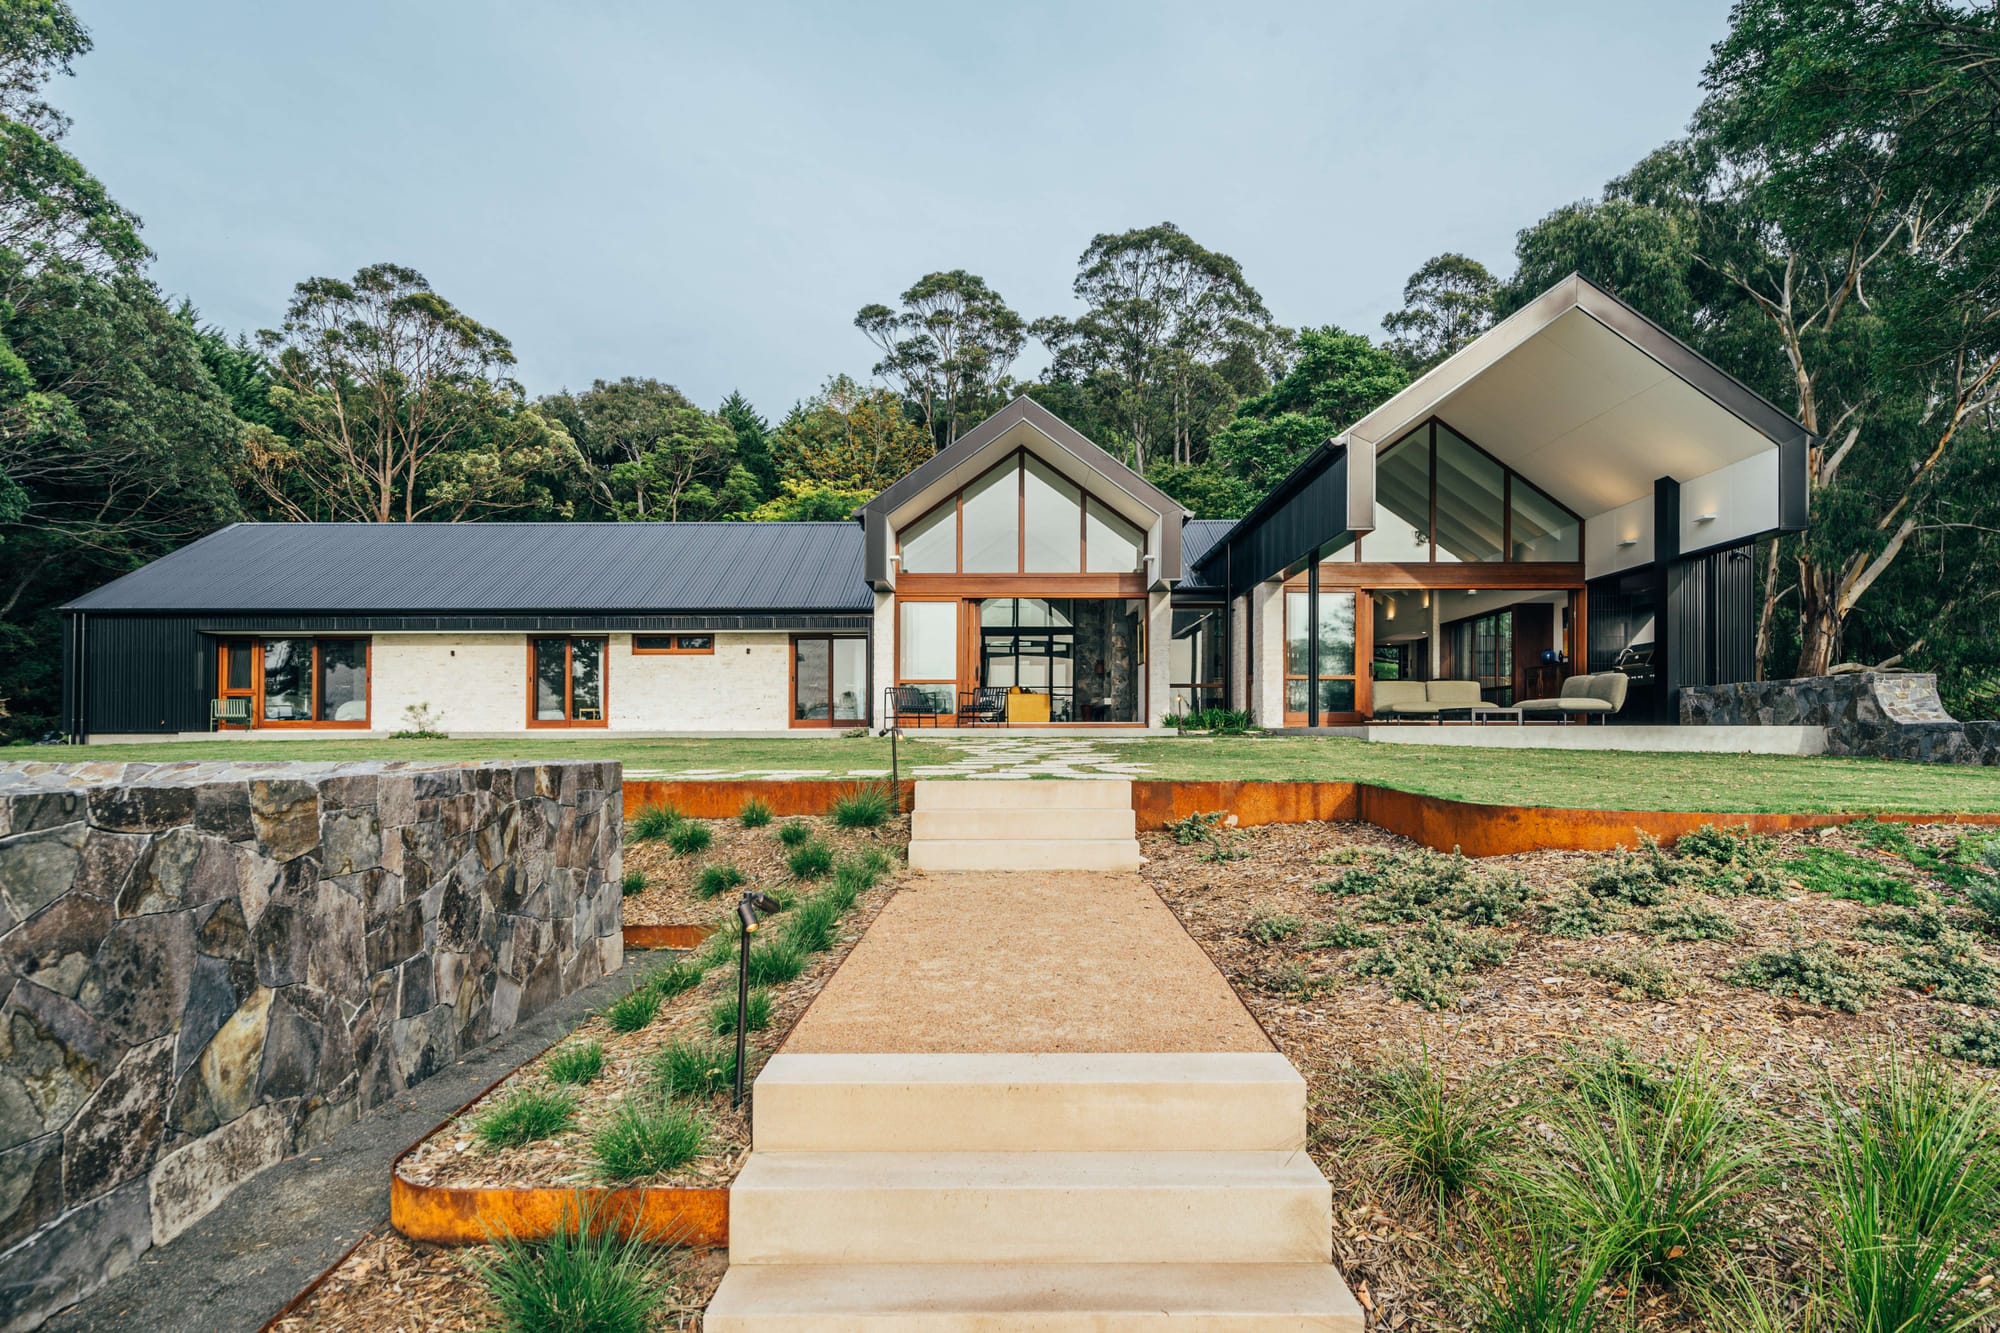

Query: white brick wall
[{"left": 368, "top": 631, "right": 793, "bottom": 733}]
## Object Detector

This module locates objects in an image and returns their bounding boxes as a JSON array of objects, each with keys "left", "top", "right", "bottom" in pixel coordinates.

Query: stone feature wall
[
  {"left": 1680, "top": 672, "right": 2000, "bottom": 765},
  {"left": 0, "top": 759, "right": 622, "bottom": 1331}
]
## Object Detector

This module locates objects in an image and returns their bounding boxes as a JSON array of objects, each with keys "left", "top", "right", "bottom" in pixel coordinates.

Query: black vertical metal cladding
[{"left": 1306, "top": 549, "right": 1321, "bottom": 727}]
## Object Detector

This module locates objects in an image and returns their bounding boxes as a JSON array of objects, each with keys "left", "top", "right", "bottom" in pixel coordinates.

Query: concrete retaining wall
[
  {"left": 0, "top": 759, "right": 623, "bottom": 1331},
  {"left": 1680, "top": 672, "right": 2000, "bottom": 765}
]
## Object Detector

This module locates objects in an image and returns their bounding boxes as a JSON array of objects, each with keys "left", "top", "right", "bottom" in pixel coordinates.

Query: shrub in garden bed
[
  {"left": 1644, "top": 898, "right": 1739, "bottom": 942},
  {"left": 668, "top": 820, "right": 712, "bottom": 856},
  {"left": 1578, "top": 948, "right": 1682, "bottom": 1001},
  {"left": 693, "top": 863, "right": 745, "bottom": 899},
  {"left": 787, "top": 839, "right": 835, "bottom": 880},
  {"left": 545, "top": 1041, "right": 605, "bottom": 1086},
  {"left": 831, "top": 783, "right": 894, "bottom": 829},
  {"left": 652, "top": 1040, "right": 737, "bottom": 1098},
  {"left": 472, "top": 1198, "right": 671, "bottom": 1333},
  {"left": 1539, "top": 887, "right": 1621, "bottom": 938},
  {"left": 1890, "top": 936, "right": 1998, "bottom": 1005},
  {"left": 1358, "top": 1049, "right": 1516, "bottom": 1222},
  {"left": 1246, "top": 905, "right": 1304, "bottom": 943},
  {"left": 1352, "top": 919, "right": 1514, "bottom": 1010},
  {"left": 472, "top": 1087, "right": 579, "bottom": 1148},
  {"left": 1725, "top": 943, "right": 1881, "bottom": 1012},
  {"left": 708, "top": 988, "right": 773, "bottom": 1035},
  {"left": 1790, "top": 846, "right": 1919, "bottom": 905},
  {"left": 628, "top": 803, "right": 680, "bottom": 842},
  {"left": 645, "top": 959, "right": 704, "bottom": 1000},
  {"left": 590, "top": 1098, "right": 710, "bottom": 1180},
  {"left": 1938, "top": 1011, "right": 2000, "bottom": 1066}
]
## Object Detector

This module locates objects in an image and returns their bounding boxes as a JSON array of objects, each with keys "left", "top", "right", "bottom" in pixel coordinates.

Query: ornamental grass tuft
[
  {"left": 628, "top": 803, "right": 679, "bottom": 843},
  {"left": 707, "top": 988, "right": 773, "bottom": 1036},
  {"left": 668, "top": 820, "right": 712, "bottom": 856},
  {"left": 544, "top": 1041, "right": 605, "bottom": 1087},
  {"left": 1358, "top": 1048, "right": 1517, "bottom": 1226},
  {"left": 693, "top": 863, "right": 745, "bottom": 899},
  {"left": 589, "top": 1098, "right": 709, "bottom": 1181},
  {"left": 620, "top": 870, "right": 646, "bottom": 897},
  {"left": 787, "top": 840, "right": 835, "bottom": 880},
  {"left": 831, "top": 783, "right": 893, "bottom": 829},
  {"left": 738, "top": 796, "right": 773, "bottom": 829},
  {"left": 652, "top": 1039, "right": 737, "bottom": 1098},
  {"left": 471, "top": 1086, "right": 579, "bottom": 1149},
  {"left": 745, "top": 934, "right": 807, "bottom": 985},
  {"left": 602, "top": 984, "right": 663, "bottom": 1033},
  {"left": 471, "top": 1197, "right": 668, "bottom": 1333},
  {"left": 776, "top": 818, "right": 813, "bottom": 848}
]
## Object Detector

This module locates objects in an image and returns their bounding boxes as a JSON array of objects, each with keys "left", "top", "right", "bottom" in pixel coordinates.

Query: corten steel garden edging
[
  {"left": 622, "top": 923, "right": 715, "bottom": 950},
  {"left": 388, "top": 1151, "right": 729, "bottom": 1247},
  {"left": 624, "top": 778, "right": 915, "bottom": 819},
  {"left": 1129, "top": 779, "right": 2000, "bottom": 855}
]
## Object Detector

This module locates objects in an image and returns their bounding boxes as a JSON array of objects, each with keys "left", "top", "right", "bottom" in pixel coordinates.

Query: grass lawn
[{"left": 28, "top": 731, "right": 2000, "bottom": 813}]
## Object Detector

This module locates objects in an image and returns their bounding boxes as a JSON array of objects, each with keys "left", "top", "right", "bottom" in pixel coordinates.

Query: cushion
[
  {"left": 1371, "top": 681, "right": 1429, "bottom": 714},
  {"left": 1425, "top": 680, "right": 1484, "bottom": 707},
  {"left": 1390, "top": 701, "right": 1444, "bottom": 714},
  {"left": 1587, "top": 673, "right": 1630, "bottom": 709}
]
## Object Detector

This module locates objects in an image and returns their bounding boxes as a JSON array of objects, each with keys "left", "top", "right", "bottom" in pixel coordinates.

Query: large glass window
[
  {"left": 1443, "top": 610, "right": 1515, "bottom": 705},
  {"left": 1509, "top": 478, "right": 1581, "bottom": 562},
  {"left": 959, "top": 461, "right": 1019, "bottom": 573},
  {"left": 1084, "top": 499, "right": 1144, "bottom": 573},
  {"left": 1370, "top": 429, "right": 1433, "bottom": 563},
  {"left": 1022, "top": 457, "right": 1082, "bottom": 572},
  {"left": 894, "top": 454, "right": 1146, "bottom": 575},
  {"left": 531, "top": 637, "right": 606, "bottom": 726},
  {"left": 898, "top": 502, "right": 957, "bottom": 574},
  {"left": 1170, "top": 607, "right": 1226, "bottom": 715},
  {"left": 1433, "top": 424, "right": 1506, "bottom": 562},
  {"left": 1284, "top": 591, "right": 1357, "bottom": 719},
  {"left": 220, "top": 637, "right": 369, "bottom": 727},
  {"left": 1361, "top": 420, "right": 1582, "bottom": 563},
  {"left": 793, "top": 636, "right": 866, "bottom": 725},
  {"left": 899, "top": 600, "right": 958, "bottom": 681},
  {"left": 975, "top": 597, "right": 1142, "bottom": 722}
]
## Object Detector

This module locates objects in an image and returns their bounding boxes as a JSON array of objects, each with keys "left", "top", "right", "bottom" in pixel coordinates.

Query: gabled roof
[
  {"left": 856, "top": 395, "right": 1187, "bottom": 524},
  {"left": 64, "top": 521, "right": 871, "bottom": 615},
  {"left": 856, "top": 396, "right": 1190, "bottom": 589}
]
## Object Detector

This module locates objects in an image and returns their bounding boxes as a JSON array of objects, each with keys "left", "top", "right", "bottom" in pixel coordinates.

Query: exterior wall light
[
  {"left": 1694, "top": 512, "right": 1718, "bottom": 524},
  {"left": 1617, "top": 537, "right": 1641, "bottom": 548}
]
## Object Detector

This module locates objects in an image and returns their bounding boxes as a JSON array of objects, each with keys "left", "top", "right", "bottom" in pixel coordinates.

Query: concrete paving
[{"left": 40, "top": 951, "right": 691, "bottom": 1333}]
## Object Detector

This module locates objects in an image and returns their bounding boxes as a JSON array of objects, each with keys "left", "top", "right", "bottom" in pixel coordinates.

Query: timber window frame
[
  {"left": 632, "top": 634, "right": 714, "bottom": 655},
  {"left": 528, "top": 636, "right": 609, "bottom": 728},
  {"left": 215, "top": 636, "right": 372, "bottom": 729}
]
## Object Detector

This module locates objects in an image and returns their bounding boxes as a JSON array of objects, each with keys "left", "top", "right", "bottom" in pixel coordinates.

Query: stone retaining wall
[
  {"left": 0, "top": 759, "right": 622, "bottom": 1332},
  {"left": 1679, "top": 671, "right": 2000, "bottom": 765}
]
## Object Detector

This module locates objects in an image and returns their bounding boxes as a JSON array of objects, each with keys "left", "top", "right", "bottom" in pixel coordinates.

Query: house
[{"left": 60, "top": 275, "right": 1810, "bottom": 741}]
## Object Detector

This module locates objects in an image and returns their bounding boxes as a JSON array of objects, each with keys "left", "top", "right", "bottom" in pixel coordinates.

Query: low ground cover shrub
[
  {"left": 693, "top": 863, "right": 746, "bottom": 899},
  {"left": 472, "top": 1086, "right": 579, "bottom": 1148},
  {"left": 1725, "top": 943, "right": 1882, "bottom": 1012},
  {"left": 831, "top": 784, "right": 893, "bottom": 829},
  {"left": 1540, "top": 887, "right": 1622, "bottom": 938},
  {"left": 738, "top": 797, "right": 773, "bottom": 828},
  {"left": 628, "top": 803, "right": 680, "bottom": 842},
  {"left": 1644, "top": 898, "right": 1739, "bottom": 942},
  {"left": 1968, "top": 876, "right": 2000, "bottom": 936},
  {"left": 471, "top": 1199, "right": 669, "bottom": 1333},
  {"left": 1321, "top": 848, "right": 1529, "bottom": 927},
  {"left": 1855, "top": 820, "right": 2000, "bottom": 891},
  {"left": 1258, "top": 958, "right": 1337, "bottom": 999},
  {"left": 1246, "top": 905, "right": 1304, "bottom": 943},
  {"left": 1938, "top": 1011, "right": 2000, "bottom": 1066},
  {"left": 1353, "top": 919, "right": 1514, "bottom": 1009},
  {"left": 1890, "top": 936, "right": 1998, "bottom": 1006},
  {"left": 1579, "top": 948, "right": 1683, "bottom": 1001},
  {"left": 544, "top": 1041, "right": 605, "bottom": 1086},
  {"left": 590, "top": 1098, "right": 709, "bottom": 1180},
  {"left": 1579, "top": 838, "right": 1686, "bottom": 907},
  {"left": 1306, "top": 916, "right": 1380, "bottom": 950}
]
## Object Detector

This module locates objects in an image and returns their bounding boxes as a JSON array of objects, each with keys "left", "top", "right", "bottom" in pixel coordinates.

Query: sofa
[
  {"left": 1372, "top": 679, "right": 1489, "bottom": 719},
  {"left": 1514, "top": 671, "right": 1630, "bottom": 722}
]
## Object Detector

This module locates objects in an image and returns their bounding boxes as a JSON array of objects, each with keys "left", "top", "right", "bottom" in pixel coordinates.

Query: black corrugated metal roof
[
  {"left": 64, "top": 522, "right": 873, "bottom": 614},
  {"left": 1176, "top": 519, "right": 1235, "bottom": 590}
]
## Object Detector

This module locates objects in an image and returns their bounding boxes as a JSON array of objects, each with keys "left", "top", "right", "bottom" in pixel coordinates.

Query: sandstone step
[
  {"left": 728, "top": 1151, "right": 1332, "bottom": 1266},
  {"left": 704, "top": 1262, "right": 1365, "bottom": 1331},
  {"left": 911, "top": 807, "right": 1137, "bottom": 842},
  {"left": 906, "top": 837, "right": 1143, "bottom": 872},
  {"left": 752, "top": 1053, "right": 1307, "bottom": 1153},
  {"left": 914, "top": 778, "right": 1132, "bottom": 811}
]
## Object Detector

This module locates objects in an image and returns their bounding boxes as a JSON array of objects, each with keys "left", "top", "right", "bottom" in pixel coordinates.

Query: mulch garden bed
[
  {"left": 620, "top": 813, "right": 908, "bottom": 927},
  {"left": 272, "top": 813, "right": 907, "bottom": 1331},
  {"left": 1141, "top": 817, "right": 2000, "bottom": 1332}
]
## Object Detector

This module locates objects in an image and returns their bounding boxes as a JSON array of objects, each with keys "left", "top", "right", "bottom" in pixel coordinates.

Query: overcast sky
[{"left": 65, "top": 1, "right": 1732, "bottom": 416}]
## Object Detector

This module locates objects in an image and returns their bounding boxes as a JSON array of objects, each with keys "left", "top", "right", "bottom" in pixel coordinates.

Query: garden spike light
[{"left": 732, "top": 890, "right": 777, "bottom": 1108}]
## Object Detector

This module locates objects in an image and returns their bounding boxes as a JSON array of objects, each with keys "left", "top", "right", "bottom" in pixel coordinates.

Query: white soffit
[
  {"left": 1349, "top": 298, "right": 1780, "bottom": 518},
  {"left": 882, "top": 418, "right": 1162, "bottom": 533}
]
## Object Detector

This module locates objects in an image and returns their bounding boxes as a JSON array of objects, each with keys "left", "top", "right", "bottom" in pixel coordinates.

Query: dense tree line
[{"left": 1, "top": 0, "right": 1996, "bottom": 739}]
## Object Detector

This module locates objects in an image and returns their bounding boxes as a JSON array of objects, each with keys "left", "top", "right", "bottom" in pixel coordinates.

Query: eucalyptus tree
[
  {"left": 856, "top": 270, "right": 1025, "bottom": 446},
  {"left": 541, "top": 377, "right": 754, "bottom": 521},
  {"left": 1033, "top": 223, "right": 1287, "bottom": 472},
  {"left": 1382, "top": 253, "right": 1498, "bottom": 371},
  {"left": 250, "top": 263, "right": 581, "bottom": 524}
]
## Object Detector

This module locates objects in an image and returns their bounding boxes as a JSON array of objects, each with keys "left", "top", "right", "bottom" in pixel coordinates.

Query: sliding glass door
[
  {"left": 793, "top": 636, "right": 867, "bottom": 726},
  {"left": 1283, "top": 591, "right": 1359, "bottom": 724}
]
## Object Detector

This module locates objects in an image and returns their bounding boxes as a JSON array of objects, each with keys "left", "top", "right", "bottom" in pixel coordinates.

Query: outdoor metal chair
[
  {"left": 886, "top": 685, "right": 943, "bottom": 727},
  {"left": 210, "top": 697, "right": 251, "bottom": 730},
  {"left": 957, "top": 686, "right": 1010, "bottom": 727}
]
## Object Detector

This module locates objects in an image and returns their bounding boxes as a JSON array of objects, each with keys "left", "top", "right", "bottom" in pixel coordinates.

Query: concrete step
[
  {"left": 915, "top": 778, "right": 1132, "bottom": 811},
  {"left": 704, "top": 1262, "right": 1365, "bottom": 1331},
  {"left": 727, "top": 1151, "right": 1333, "bottom": 1266},
  {"left": 911, "top": 807, "right": 1137, "bottom": 842},
  {"left": 906, "top": 837, "right": 1143, "bottom": 872},
  {"left": 752, "top": 1053, "right": 1307, "bottom": 1153}
]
